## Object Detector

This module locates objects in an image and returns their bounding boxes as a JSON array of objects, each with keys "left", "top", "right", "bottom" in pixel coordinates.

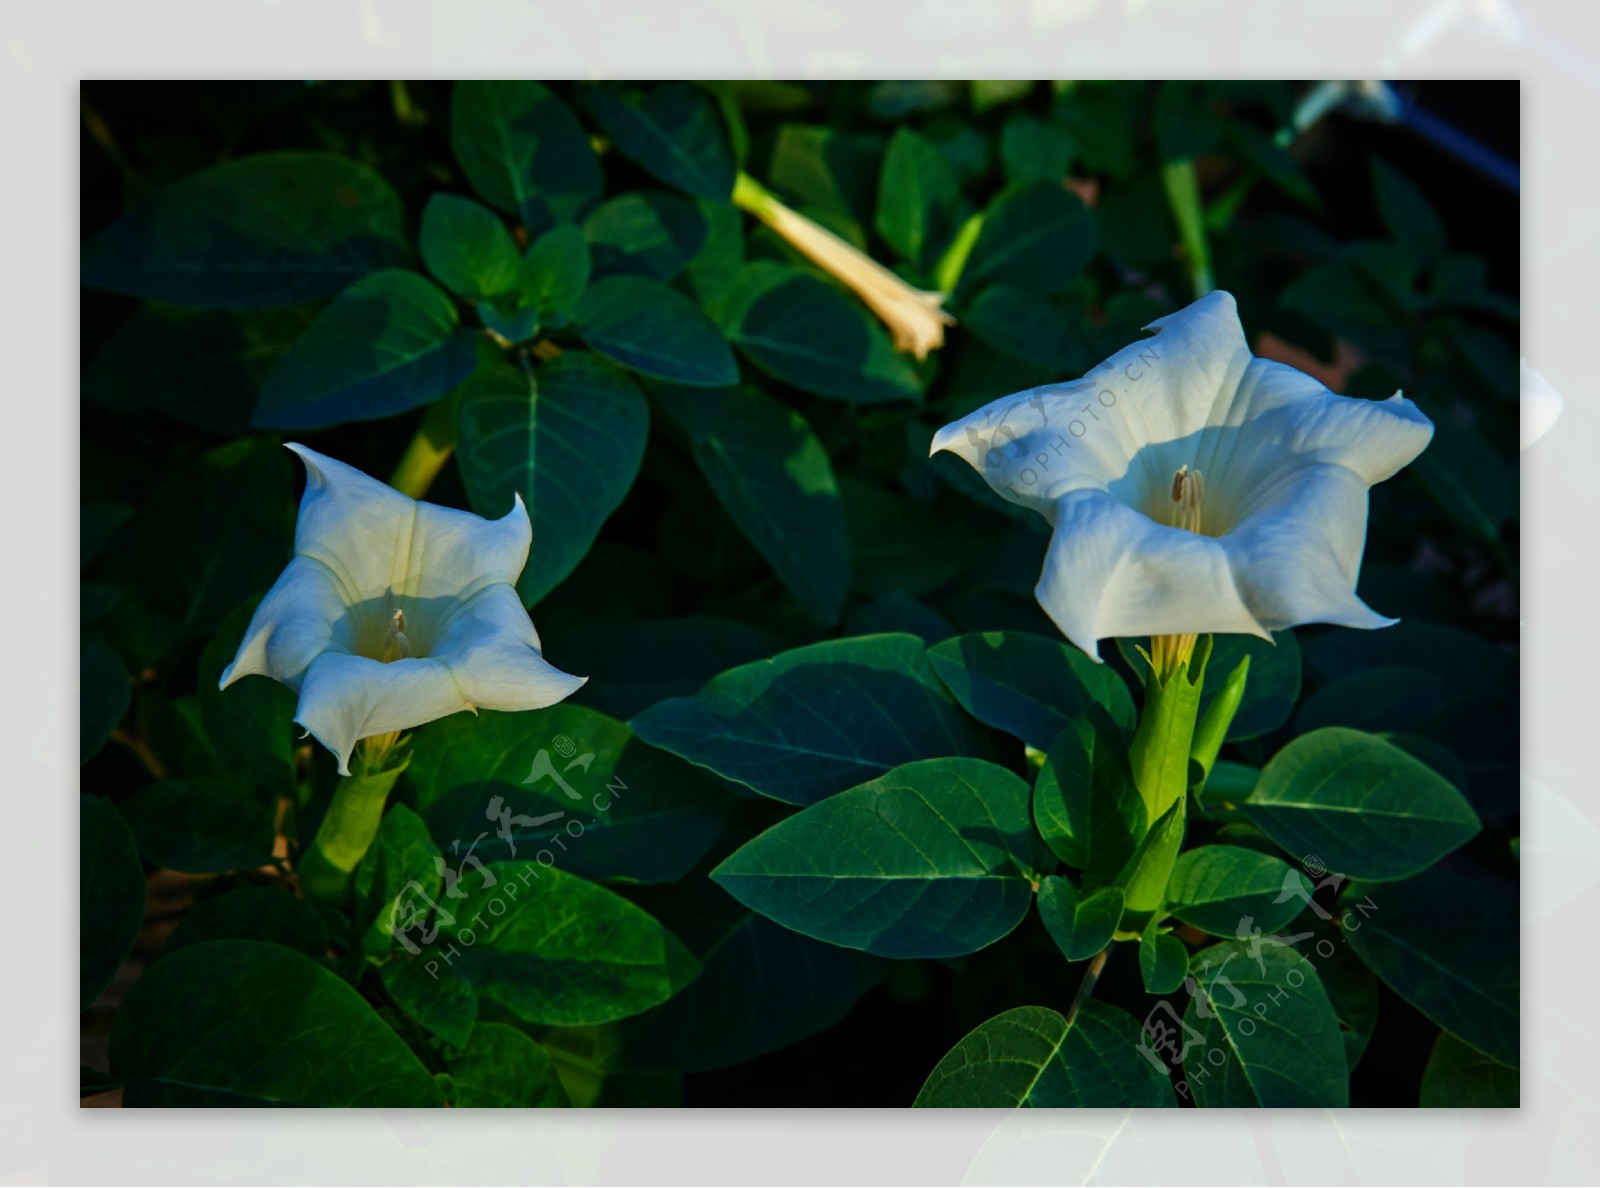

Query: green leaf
[
  {"left": 454, "top": 355, "right": 649, "bottom": 607},
  {"left": 621, "top": 903, "right": 883, "bottom": 1074},
  {"left": 1166, "top": 846, "right": 1312, "bottom": 937},
  {"left": 960, "top": 285, "right": 1080, "bottom": 370},
  {"left": 584, "top": 83, "right": 735, "bottom": 200},
  {"left": 380, "top": 955, "right": 478, "bottom": 1049},
  {"left": 1182, "top": 939, "right": 1348, "bottom": 1106},
  {"left": 161, "top": 886, "right": 328, "bottom": 959},
  {"left": 841, "top": 479, "right": 986, "bottom": 597},
  {"left": 81, "top": 794, "right": 145, "bottom": 1009},
  {"left": 1420, "top": 1033, "right": 1518, "bottom": 1106},
  {"left": 954, "top": 180, "right": 1099, "bottom": 297},
  {"left": 254, "top": 269, "right": 478, "bottom": 430},
  {"left": 1037, "top": 877, "right": 1121, "bottom": 962},
  {"left": 81, "top": 151, "right": 410, "bottom": 307},
  {"left": 132, "top": 438, "right": 291, "bottom": 637},
  {"left": 419, "top": 193, "right": 521, "bottom": 302},
  {"left": 972, "top": 80, "right": 1036, "bottom": 113},
  {"left": 1139, "top": 921, "right": 1188, "bottom": 994},
  {"left": 875, "top": 128, "right": 959, "bottom": 266},
  {"left": 81, "top": 502, "right": 132, "bottom": 569},
  {"left": 713, "top": 757, "right": 1037, "bottom": 958},
  {"left": 631, "top": 634, "right": 994, "bottom": 806},
  {"left": 80, "top": 635, "right": 129, "bottom": 763},
  {"left": 451, "top": 81, "right": 600, "bottom": 234},
  {"left": 1342, "top": 867, "right": 1518, "bottom": 1067},
  {"left": 197, "top": 597, "right": 296, "bottom": 793},
  {"left": 1373, "top": 158, "right": 1446, "bottom": 268},
  {"left": 1001, "top": 114, "right": 1075, "bottom": 184},
  {"left": 929, "top": 631, "right": 1136, "bottom": 751},
  {"left": 1032, "top": 708, "right": 1145, "bottom": 883},
  {"left": 442, "top": 863, "right": 701, "bottom": 1026},
  {"left": 404, "top": 702, "right": 726, "bottom": 886},
  {"left": 710, "top": 262, "right": 921, "bottom": 403},
  {"left": 574, "top": 274, "right": 738, "bottom": 386},
  {"left": 118, "top": 779, "right": 277, "bottom": 873},
  {"left": 353, "top": 805, "right": 442, "bottom": 957},
  {"left": 1294, "top": 665, "right": 1450, "bottom": 735},
  {"left": 653, "top": 382, "right": 847, "bottom": 624},
  {"left": 1410, "top": 412, "right": 1515, "bottom": 544},
  {"left": 584, "top": 191, "right": 708, "bottom": 282},
  {"left": 1244, "top": 728, "right": 1481, "bottom": 880},
  {"left": 521, "top": 224, "right": 591, "bottom": 318},
  {"left": 561, "top": 615, "right": 782, "bottom": 720},
  {"left": 766, "top": 124, "right": 884, "bottom": 237},
  {"left": 446, "top": 1022, "right": 569, "bottom": 1107},
  {"left": 110, "top": 940, "right": 443, "bottom": 1106},
  {"left": 1302, "top": 620, "right": 1516, "bottom": 696},
  {"left": 914, "top": 1002, "right": 1176, "bottom": 1107},
  {"left": 83, "top": 305, "right": 318, "bottom": 435}
]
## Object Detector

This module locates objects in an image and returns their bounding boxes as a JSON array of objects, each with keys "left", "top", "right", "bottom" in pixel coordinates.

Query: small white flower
[
  {"left": 930, "top": 291, "right": 1434, "bottom": 661},
  {"left": 220, "top": 444, "right": 585, "bottom": 774}
]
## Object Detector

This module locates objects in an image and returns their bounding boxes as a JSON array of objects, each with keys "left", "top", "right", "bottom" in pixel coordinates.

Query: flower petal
[
  {"left": 1222, "top": 462, "right": 1395, "bottom": 632},
  {"left": 430, "top": 583, "right": 587, "bottom": 712},
  {"left": 930, "top": 290, "right": 1253, "bottom": 518},
  {"left": 286, "top": 442, "right": 532, "bottom": 608},
  {"left": 293, "top": 653, "right": 472, "bottom": 776},
  {"left": 1036, "top": 490, "right": 1269, "bottom": 661},
  {"left": 220, "top": 555, "right": 355, "bottom": 694}
]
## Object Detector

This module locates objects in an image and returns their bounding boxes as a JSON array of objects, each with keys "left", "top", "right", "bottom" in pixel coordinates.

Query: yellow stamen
[
  {"left": 381, "top": 608, "right": 411, "bottom": 663},
  {"left": 1151, "top": 466, "right": 1204, "bottom": 683}
]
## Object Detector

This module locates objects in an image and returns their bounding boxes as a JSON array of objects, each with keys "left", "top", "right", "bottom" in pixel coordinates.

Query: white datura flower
[
  {"left": 930, "top": 291, "right": 1434, "bottom": 662},
  {"left": 220, "top": 444, "right": 585, "bottom": 774}
]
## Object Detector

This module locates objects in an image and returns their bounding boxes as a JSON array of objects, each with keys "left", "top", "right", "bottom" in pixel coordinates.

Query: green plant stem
[
  {"left": 1162, "top": 159, "right": 1213, "bottom": 299},
  {"left": 388, "top": 394, "right": 458, "bottom": 500},
  {"left": 1065, "top": 947, "right": 1110, "bottom": 1025},
  {"left": 297, "top": 745, "right": 409, "bottom": 903},
  {"left": 1127, "top": 645, "right": 1209, "bottom": 824}
]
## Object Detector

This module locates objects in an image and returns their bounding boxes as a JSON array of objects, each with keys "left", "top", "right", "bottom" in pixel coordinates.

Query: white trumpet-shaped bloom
[
  {"left": 220, "top": 444, "right": 585, "bottom": 774},
  {"left": 930, "top": 291, "right": 1434, "bottom": 661}
]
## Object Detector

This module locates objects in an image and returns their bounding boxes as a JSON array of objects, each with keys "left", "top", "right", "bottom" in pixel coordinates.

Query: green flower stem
[
  {"left": 1127, "top": 637, "right": 1210, "bottom": 825},
  {"left": 1116, "top": 636, "right": 1213, "bottom": 927},
  {"left": 298, "top": 748, "right": 409, "bottom": 903},
  {"left": 388, "top": 394, "right": 458, "bottom": 500},
  {"left": 1161, "top": 158, "right": 1213, "bottom": 299}
]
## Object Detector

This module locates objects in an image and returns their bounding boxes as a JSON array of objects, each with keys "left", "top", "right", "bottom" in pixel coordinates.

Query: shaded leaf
[
  {"left": 574, "top": 275, "right": 738, "bottom": 386},
  {"left": 81, "top": 794, "right": 145, "bottom": 1009},
  {"left": 585, "top": 84, "right": 735, "bottom": 200},
  {"left": 451, "top": 81, "right": 600, "bottom": 234},
  {"left": 419, "top": 193, "right": 521, "bottom": 301}
]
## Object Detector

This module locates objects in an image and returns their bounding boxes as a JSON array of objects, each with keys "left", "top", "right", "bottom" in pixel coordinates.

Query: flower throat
[{"left": 1150, "top": 466, "right": 1204, "bottom": 683}]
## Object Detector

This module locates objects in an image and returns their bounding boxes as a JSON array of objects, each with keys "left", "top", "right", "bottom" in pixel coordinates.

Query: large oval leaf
[
  {"left": 110, "top": 940, "right": 443, "bottom": 1106},
  {"left": 419, "top": 192, "right": 521, "bottom": 302},
  {"left": 574, "top": 275, "right": 737, "bottom": 386},
  {"left": 403, "top": 701, "right": 726, "bottom": 886},
  {"left": 80, "top": 635, "right": 129, "bottom": 764},
  {"left": 914, "top": 1002, "right": 1175, "bottom": 1107},
  {"left": 653, "top": 382, "right": 847, "bottom": 624},
  {"left": 81, "top": 795, "right": 145, "bottom": 1009},
  {"left": 560, "top": 615, "right": 782, "bottom": 720},
  {"left": 711, "top": 262, "right": 921, "bottom": 403},
  {"left": 928, "top": 630, "right": 1136, "bottom": 749},
  {"left": 584, "top": 83, "right": 735, "bottom": 200},
  {"left": 584, "top": 191, "right": 708, "bottom": 282},
  {"left": 455, "top": 355, "right": 649, "bottom": 606},
  {"left": 117, "top": 779, "right": 277, "bottom": 874},
  {"left": 621, "top": 898, "right": 883, "bottom": 1074},
  {"left": 1420, "top": 1033, "right": 1518, "bottom": 1106},
  {"left": 711, "top": 757, "right": 1037, "bottom": 958},
  {"left": 1243, "top": 728, "right": 1481, "bottom": 880},
  {"left": 1165, "top": 845, "right": 1311, "bottom": 937},
  {"left": 446, "top": 1022, "right": 569, "bottom": 1107},
  {"left": 448, "top": 863, "right": 701, "bottom": 1026},
  {"left": 876, "top": 127, "right": 960, "bottom": 268},
  {"left": 254, "top": 270, "right": 478, "bottom": 430},
  {"left": 81, "top": 151, "right": 410, "bottom": 308},
  {"left": 1342, "top": 867, "right": 1518, "bottom": 1067},
  {"left": 1182, "top": 939, "right": 1348, "bottom": 1107},
  {"left": 631, "top": 633, "right": 994, "bottom": 806},
  {"left": 954, "top": 179, "right": 1099, "bottom": 297},
  {"left": 1032, "top": 708, "right": 1144, "bottom": 882},
  {"left": 451, "top": 81, "right": 601, "bottom": 234}
]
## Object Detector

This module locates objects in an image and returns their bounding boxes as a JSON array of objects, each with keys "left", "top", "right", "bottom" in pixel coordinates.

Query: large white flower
[
  {"left": 930, "top": 291, "right": 1434, "bottom": 661},
  {"left": 220, "top": 444, "right": 585, "bottom": 774}
]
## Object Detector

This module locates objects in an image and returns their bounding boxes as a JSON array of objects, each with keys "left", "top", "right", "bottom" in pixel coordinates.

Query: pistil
[{"left": 381, "top": 608, "right": 411, "bottom": 663}]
